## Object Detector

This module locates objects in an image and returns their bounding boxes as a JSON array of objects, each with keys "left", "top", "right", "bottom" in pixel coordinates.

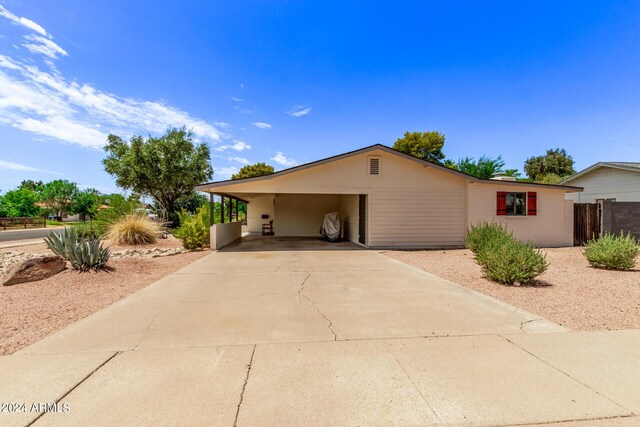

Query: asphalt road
[{"left": 0, "top": 227, "right": 62, "bottom": 242}]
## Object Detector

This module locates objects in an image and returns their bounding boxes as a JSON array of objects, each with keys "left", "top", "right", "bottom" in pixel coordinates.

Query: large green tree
[
  {"left": 524, "top": 149, "right": 576, "bottom": 181},
  {"left": 455, "top": 155, "right": 506, "bottom": 179},
  {"left": 231, "top": 162, "right": 275, "bottom": 180},
  {"left": 71, "top": 188, "right": 101, "bottom": 221},
  {"left": 102, "top": 127, "right": 213, "bottom": 218},
  {"left": 18, "top": 180, "right": 44, "bottom": 192},
  {"left": 41, "top": 180, "right": 78, "bottom": 220},
  {"left": 0, "top": 188, "right": 41, "bottom": 217},
  {"left": 393, "top": 131, "right": 446, "bottom": 163}
]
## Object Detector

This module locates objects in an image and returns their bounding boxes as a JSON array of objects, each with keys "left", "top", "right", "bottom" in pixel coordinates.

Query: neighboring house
[
  {"left": 561, "top": 162, "right": 640, "bottom": 203},
  {"left": 197, "top": 145, "right": 581, "bottom": 250}
]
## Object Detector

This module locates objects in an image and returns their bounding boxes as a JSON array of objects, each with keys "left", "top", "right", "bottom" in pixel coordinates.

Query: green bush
[
  {"left": 583, "top": 232, "right": 640, "bottom": 271},
  {"left": 467, "top": 222, "right": 549, "bottom": 285},
  {"left": 71, "top": 221, "right": 107, "bottom": 240},
  {"left": 174, "top": 206, "right": 210, "bottom": 249},
  {"left": 45, "top": 227, "right": 110, "bottom": 271},
  {"left": 476, "top": 238, "right": 549, "bottom": 285},
  {"left": 466, "top": 222, "right": 512, "bottom": 254}
]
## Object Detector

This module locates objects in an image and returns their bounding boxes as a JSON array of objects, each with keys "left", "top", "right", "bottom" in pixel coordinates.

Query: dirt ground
[
  {"left": 0, "top": 237, "right": 208, "bottom": 355},
  {"left": 383, "top": 247, "right": 640, "bottom": 331}
]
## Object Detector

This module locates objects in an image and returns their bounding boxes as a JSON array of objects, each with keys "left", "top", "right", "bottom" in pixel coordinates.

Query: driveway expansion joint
[
  {"left": 234, "top": 345, "right": 256, "bottom": 427},
  {"left": 500, "top": 335, "right": 635, "bottom": 415},
  {"left": 27, "top": 351, "right": 121, "bottom": 426}
]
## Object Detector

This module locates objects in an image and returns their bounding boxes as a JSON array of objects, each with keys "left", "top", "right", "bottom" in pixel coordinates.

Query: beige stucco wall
[
  {"left": 210, "top": 221, "right": 242, "bottom": 250},
  {"left": 467, "top": 183, "right": 574, "bottom": 247},
  {"left": 246, "top": 194, "right": 275, "bottom": 234},
  {"left": 564, "top": 167, "right": 640, "bottom": 203}
]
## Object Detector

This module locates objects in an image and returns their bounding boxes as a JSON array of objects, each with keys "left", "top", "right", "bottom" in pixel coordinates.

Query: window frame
[{"left": 505, "top": 192, "right": 527, "bottom": 216}]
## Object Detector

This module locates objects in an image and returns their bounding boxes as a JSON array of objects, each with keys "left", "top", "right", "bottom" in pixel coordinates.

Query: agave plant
[{"left": 45, "top": 227, "right": 110, "bottom": 271}]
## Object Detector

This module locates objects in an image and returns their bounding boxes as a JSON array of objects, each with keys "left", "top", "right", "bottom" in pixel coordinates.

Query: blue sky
[{"left": 0, "top": 1, "right": 639, "bottom": 193}]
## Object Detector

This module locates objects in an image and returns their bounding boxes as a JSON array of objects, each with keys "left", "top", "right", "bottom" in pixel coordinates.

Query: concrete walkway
[{"left": 1, "top": 239, "right": 639, "bottom": 426}]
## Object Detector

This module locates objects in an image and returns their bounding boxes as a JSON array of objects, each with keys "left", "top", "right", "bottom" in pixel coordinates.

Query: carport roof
[{"left": 197, "top": 144, "right": 582, "bottom": 192}]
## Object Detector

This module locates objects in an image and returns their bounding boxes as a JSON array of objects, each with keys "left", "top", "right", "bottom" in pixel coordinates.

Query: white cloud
[
  {"left": 253, "top": 122, "right": 272, "bottom": 129},
  {"left": 228, "top": 156, "right": 250, "bottom": 165},
  {"left": 0, "top": 54, "right": 225, "bottom": 149},
  {"left": 22, "top": 34, "right": 67, "bottom": 59},
  {"left": 271, "top": 152, "right": 298, "bottom": 168},
  {"left": 287, "top": 105, "right": 312, "bottom": 117},
  {"left": 0, "top": 159, "right": 62, "bottom": 175},
  {"left": 214, "top": 139, "right": 251, "bottom": 152},
  {"left": 231, "top": 97, "right": 244, "bottom": 102},
  {"left": 0, "top": 5, "right": 47, "bottom": 36},
  {"left": 215, "top": 166, "right": 239, "bottom": 180}
]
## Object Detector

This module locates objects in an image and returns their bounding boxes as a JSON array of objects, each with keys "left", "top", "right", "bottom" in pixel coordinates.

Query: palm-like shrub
[
  {"left": 174, "top": 206, "right": 209, "bottom": 249},
  {"left": 106, "top": 214, "right": 161, "bottom": 245},
  {"left": 583, "top": 232, "right": 639, "bottom": 271},
  {"left": 45, "top": 227, "right": 110, "bottom": 271}
]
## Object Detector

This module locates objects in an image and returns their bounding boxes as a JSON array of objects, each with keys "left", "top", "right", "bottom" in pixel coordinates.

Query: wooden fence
[
  {"left": 574, "top": 203, "right": 600, "bottom": 246},
  {"left": 0, "top": 216, "right": 47, "bottom": 230}
]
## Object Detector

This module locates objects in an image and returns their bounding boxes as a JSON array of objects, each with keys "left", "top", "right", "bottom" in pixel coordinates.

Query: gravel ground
[
  {"left": 383, "top": 247, "right": 640, "bottom": 331},
  {"left": 0, "top": 236, "right": 208, "bottom": 355}
]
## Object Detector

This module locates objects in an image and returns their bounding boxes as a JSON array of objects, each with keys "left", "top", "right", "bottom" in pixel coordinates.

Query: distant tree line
[{"left": 393, "top": 131, "right": 576, "bottom": 182}]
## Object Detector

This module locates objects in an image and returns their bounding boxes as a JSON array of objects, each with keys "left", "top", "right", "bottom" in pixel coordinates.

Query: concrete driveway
[{"left": 1, "top": 238, "right": 639, "bottom": 426}]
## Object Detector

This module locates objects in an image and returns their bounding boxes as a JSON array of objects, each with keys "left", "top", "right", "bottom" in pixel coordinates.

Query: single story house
[
  {"left": 560, "top": 162, "right": 640, "bottom": 203},
  {"left": 197, "top": 145, "right": 581, "bottom": 250}
]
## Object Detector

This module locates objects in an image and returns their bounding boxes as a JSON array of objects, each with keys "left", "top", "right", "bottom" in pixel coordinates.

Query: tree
[
  {"left": 40, "top": 180, "right": 78, "bottom": 221},
  {"left": 231, "top": 163, "right": 275, "bottom": 180},
  {"left": 0, "top": 188, "right": 41, "bottom": 217},
  {"left": 18, "top": 180, "right": 44, "bottom": 192},
  {"left": 102, "top": 127, "right": 213, "bottom": 221},
  {"left": 534, "top": 173, "right": 564, "bottom": 185},
  {"left": 71, "top": 189, "right": 101, "bottom": 221},
  {"left": 503, "top": 169, "right": 521, "bottom": 179},
  {"left": 524, "top": 149, "right": 576, "bottom": 181},
  {"left": 443, "top": 159, "right": 458, "bottom": 170},
  {"left": 455, "top": 155, "right": 506, "bottom": 179},
  {"left": 393, "top": 131, "right": 446, "bottom": 163},
  {"left": 174, "top": 191, "right": 208, "bottom": 214}
]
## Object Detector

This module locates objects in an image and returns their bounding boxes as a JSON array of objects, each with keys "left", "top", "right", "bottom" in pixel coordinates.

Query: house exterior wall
[
  {"left": 212, "top": 149, "right": 575, "bottom": 248},
  {"left": 564, "top": 167, "right": 640, "bottom": 203},
  {"left": 467, "top": 183, "right": 574, "bottom": 247},
  {"left": 246, "top": 194, "right": 275, "bottom": 234},
  {"left": 274, "top": 194, "right": 340, "bottom": 236}
]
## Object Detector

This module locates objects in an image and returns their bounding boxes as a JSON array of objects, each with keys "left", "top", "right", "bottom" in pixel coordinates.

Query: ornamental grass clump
[
  {"left": 583, "top": 232, "right": 640, "bottom": 271},
  {"left": 105, "top": 214, "right": 161, "bottom": 245},
  {"left": 467, "top": 222, "right": 548, "bottom": 285}
]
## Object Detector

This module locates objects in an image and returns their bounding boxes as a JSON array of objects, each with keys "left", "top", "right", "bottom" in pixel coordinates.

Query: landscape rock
[
  {"left": 111, "top": 247, "right": 188, "bottom": 259},
  {"left": 1, "top": 256, "right": 66, "bottom": 286}
]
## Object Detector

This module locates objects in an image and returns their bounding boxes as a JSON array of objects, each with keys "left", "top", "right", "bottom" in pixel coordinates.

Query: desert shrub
[
  {"left": 475, "top": 238, "right": 549, "bottom": 285},
  {"left": 105, "top": 214, "right": 161, "bottom": 245},
  {"left": 467, "top": 222, "right": 548, "bottom": 285},
  {"left": 45, "top": 227, "right": 110, "bottom": 271},
  {"left": 466, "top": 222, "right": 512, "bottom": 254},
  {"left": 583, "top": 232, "right": 640, "bottom": 271},
  {"left": 174, "top": 206, "right": 209, "bottom": 249},
  {"left": 72, "top": 221, "right": 107, "bottom": 240}
]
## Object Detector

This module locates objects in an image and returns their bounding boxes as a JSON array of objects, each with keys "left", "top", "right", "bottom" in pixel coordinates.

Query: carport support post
[
  {"left": 234, "top": 198, "right": 238, "bottom": 222},
  {"left": 220, "top": 196, "right": 225, "bottom": 223},
  {"left": 209, "top": 193, "right": 214, "bottom": 226},
  {"left": 228, "top": 197, "right": 233, "bottom": 222}
]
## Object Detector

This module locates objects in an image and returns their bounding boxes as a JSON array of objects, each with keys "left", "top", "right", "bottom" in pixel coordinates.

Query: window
[
  {"left": 506, "top": 192, "right": 526, "bottom": 215},
  {"left": 368, "top": 156, "right": 380, "bottom": 175}
]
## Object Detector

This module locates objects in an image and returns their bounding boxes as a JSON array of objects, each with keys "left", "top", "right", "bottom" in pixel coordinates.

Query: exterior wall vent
[{"left": 369, "top": 157, "right": 380, "bottom": 175}]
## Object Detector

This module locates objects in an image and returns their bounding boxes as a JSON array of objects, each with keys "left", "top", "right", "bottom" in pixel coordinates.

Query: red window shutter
[
  {"left": 496, "top": 192, "right": 507, "bottom": 215},
  {"left": 527, "top": 192, "right": 537, "bottom": 216}
]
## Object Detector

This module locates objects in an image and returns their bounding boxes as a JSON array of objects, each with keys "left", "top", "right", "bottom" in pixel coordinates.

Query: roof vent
[{"left": 369, "top": 157, "right": 380, "bottom": 175}]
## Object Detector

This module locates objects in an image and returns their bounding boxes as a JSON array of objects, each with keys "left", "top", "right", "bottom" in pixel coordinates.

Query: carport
[{"left": 197, "top": 188, "right": 366, "bottom": 250}]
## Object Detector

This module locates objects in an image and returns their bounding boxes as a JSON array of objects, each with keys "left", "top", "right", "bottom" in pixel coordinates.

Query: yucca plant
[{"left": 45, "top": 227, "right": 110, "bottom": 271}]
